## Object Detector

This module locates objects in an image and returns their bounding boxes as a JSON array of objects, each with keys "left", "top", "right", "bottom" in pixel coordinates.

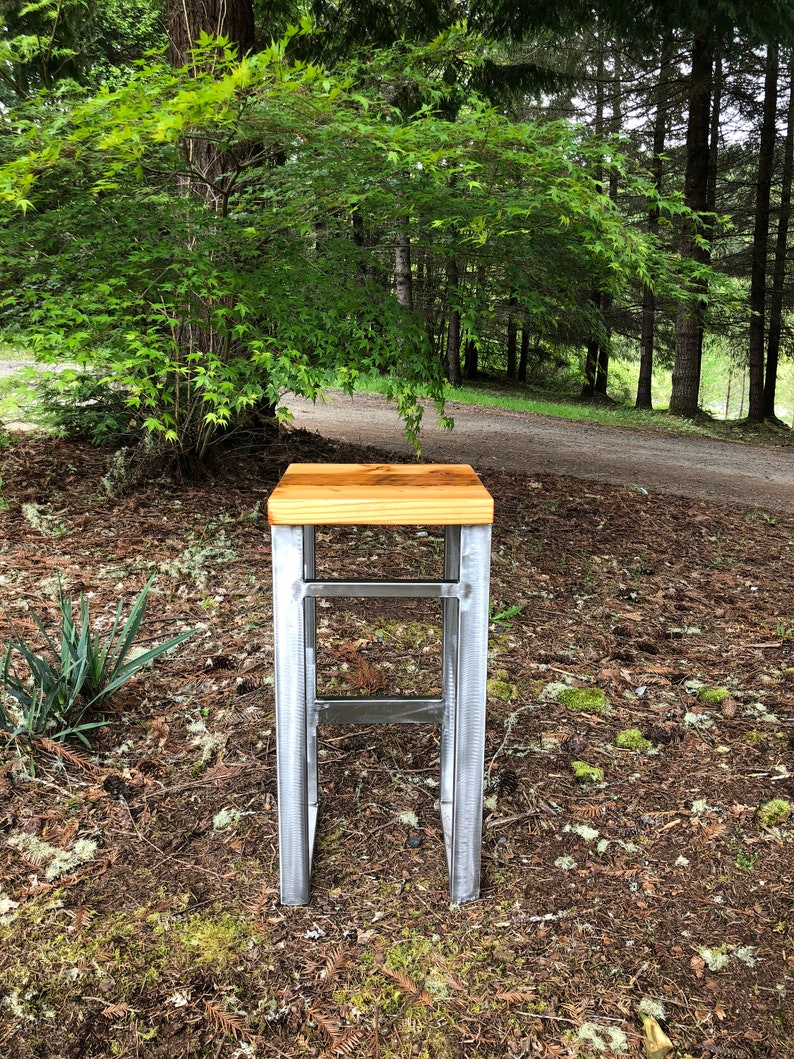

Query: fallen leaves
[{"left": 1, "top": 434, "right": 793, "bottom": 1059}]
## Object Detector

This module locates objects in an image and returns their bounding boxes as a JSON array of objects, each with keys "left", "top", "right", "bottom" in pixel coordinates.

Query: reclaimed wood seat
[
  {"left": 267, "top": 462, "right": 494, "bottom": 525},
  {"left": 268, "top": 463, "right": 493, "bottom": 905}
]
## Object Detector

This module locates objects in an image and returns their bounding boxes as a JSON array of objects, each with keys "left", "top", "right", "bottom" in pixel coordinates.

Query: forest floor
[{"left": 0, "top": 425, "right": 793, "bottom": 1059}]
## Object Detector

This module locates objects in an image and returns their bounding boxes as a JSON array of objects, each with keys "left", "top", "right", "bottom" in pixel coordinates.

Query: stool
[{"left": 268, "top": 463, "right": 493, "bottom": 905}]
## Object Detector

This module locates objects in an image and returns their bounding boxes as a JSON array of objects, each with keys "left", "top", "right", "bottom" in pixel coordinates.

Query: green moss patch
[
  {"left": 487, "top": 677, "right": 517, "bottom": 701},
  {"left": 558, "top": 687, "right": 609, "bottom": 713},
  {"left": 756, "top": 798, "right": 792, "bottom": 828},
  {"left": 615, "top": 728, "right": 653, "bottom": 753},
  {"left": 696, "top": 685, "right": 730, "bottom": 705},
  {"left": 571, "top": 761, "right": 604, "bottom": 784}
]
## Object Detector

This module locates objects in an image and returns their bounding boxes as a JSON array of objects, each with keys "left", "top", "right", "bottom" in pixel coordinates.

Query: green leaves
[{"left": 0, "top": 29, "right": 704, "bottom": 459}]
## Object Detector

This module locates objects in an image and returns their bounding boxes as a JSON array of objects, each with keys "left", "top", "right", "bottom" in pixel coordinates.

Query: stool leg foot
[
  {"left": 272, "top": 524, "right": 310, "bottom": 905},
  {"left": 449, "top": 524, "right": 491, "bottom": 904}
]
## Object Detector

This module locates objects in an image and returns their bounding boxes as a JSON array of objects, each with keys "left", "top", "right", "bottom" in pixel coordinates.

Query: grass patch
[{"left": 347, "top": 372, "right": 794, "bottom": 448}]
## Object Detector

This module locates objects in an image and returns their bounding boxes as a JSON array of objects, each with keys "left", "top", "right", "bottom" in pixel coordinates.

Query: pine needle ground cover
[{"left": 0, "top": 432, "right": 792, "bottom": 1059}]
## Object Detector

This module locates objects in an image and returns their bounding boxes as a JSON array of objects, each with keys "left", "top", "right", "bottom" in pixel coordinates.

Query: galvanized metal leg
[
  {"left": 273, "top": 518, "right": 490, "bottom": 906},
  {"left": 440, "top": 526, "right": 460, "bottom": 858},
  {"left": 272, "top": 524, "right": 310, "bottom": 905},
  {"left": 303, "top": 526, "right": 319, "bottom": 863},
  {"left": 448, "top": 523, "right": 491, "bottom": 903}
]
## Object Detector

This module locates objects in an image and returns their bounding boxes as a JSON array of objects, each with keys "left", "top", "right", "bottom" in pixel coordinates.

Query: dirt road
[
  {"left": 2, "top": 355, "right": 791, "bottom": 513},
  {"left": 285, "top": 391, "right": 794, "bottom": 514}
]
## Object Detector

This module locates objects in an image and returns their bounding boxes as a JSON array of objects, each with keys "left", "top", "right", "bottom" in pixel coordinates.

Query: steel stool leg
[
  {"left": 449, "top": 523, "right": 491, "bottom": 903},
  {"left": 440, "top": 526, "right": 460, "bottom": 866},
  {"left": 303, "top": 526, "right": 320, "bottom": 864},
  {"left": 273, "top": 518, "right": 490, "bottom": 905},
  {"left": 272, "top": 524, "right": 311, "bottom": 905}
]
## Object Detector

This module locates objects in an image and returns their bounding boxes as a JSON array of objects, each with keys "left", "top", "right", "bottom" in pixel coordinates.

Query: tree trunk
[
  {"left": 694, "top": 48, "right": 723, "bottom": 387},
  {"left": 594, "top": 336, "right": 609, "bottom": 395},
  {"left": 446, "top": 257, "right": 462, "bottom": 387},
  {"left": 747, "top": 45, "right": 779, "bottom": 421},
  {"left": 637, "top": 54, "right": 665, "bottom": 423},
  {"left": 670, "top": 31, "right": 713, "bottom": 416},
  {"left": 594, "top": 44, "right": 622, "bottom": 399},
  {"left": 464, "top": 339, "right": 478, "bottom": 380},
  {"left": 167, "top": 0, "right": 254, "bottom": 67},
  {"left": 765, "top": 52, "right": 794, "bottom": 419},
  {"left": 394, "top": 229, "right": 414, "bottom": 311},
  {"left": 167, "top": 0, "right": 254, "bottom": 202},
  {"left": 164, "top": 0, "right": 261, "bottom": 460},
  {"left": 506, "top": 296, "right": 518, "bottom": 382},
  {"left": 518, "top": 323, "right": 529, "bottom": 384},
  {"left": 580, "top": 33, "right": 605, "bottom": 398},
  {"left": 583, "top": 321, "right": 599, "bottom": 398}
]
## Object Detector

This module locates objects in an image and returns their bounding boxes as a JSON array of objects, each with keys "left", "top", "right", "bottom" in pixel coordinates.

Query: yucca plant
[{"left": 1, "top": 575, "right": 194, "bottom": 750}]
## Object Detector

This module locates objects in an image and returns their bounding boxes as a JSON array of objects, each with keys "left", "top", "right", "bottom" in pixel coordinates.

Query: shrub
[{"left": 33, "top": 369, "right": 141, "bottom": 446}]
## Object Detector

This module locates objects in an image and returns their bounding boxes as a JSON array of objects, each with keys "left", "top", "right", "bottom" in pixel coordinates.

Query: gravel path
[
  {"left": 285, "top": 391, "right": 794, "bottom": 514},
  {"left": 3, "top": 357, "right": 791, "bottom": 513}
]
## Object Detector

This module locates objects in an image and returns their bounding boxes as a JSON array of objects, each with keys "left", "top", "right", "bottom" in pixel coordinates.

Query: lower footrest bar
[
  {"left": 312, "top": 697, "right": 445, "bottom": 724},
  {"left": 303, "top": 580, "right": 459, "bottom": 599}
]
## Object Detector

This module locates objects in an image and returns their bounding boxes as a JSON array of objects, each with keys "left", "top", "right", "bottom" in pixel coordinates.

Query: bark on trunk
[
  {"left": 637, "top": 45, "right": 672, "bottom": 410},
  {"left": 446, "top": 257, "right": 462, "bottom": 387},
  {"left": 637, "top": 286, "right": 656, "bottom": 409},
  {"left": 464, "top": 339, "right": 478, "bottom": 380},
  {"left": 582, "top": 34, "right": 606, "bottom": 400},
  {"left": 394, "top": 229, "right": 414, "bottom": 311},
  {"left": 747, "top": 45, "right": 779, "bottom": 420},
  {"left": 164, "top": 0, "right": 264, "bottom": 459},
  {"left": 580, "top": 32, "right": 620, "bottom": 400},
  {"left": 518, "top": 324, "right": 529, "bottom": 384},
  {"left": 583, "top": 324, "right": 599, "bottom": 398},
  {"left": 168, "top": 0, "right": 254, "bottom": 67},
  {"left": 506, "top": 296, "right": 518, "bottom": 382},
  {"left": 670, "top": 32, "right": 713, "bottom": 416},
  {"left": 594, "top": 335, "right": 609, "bottom": 395},
  {"left": 765, "top": 53, "right": 794, "bottom": 419},
  {"left": 594, "top": 46, "right": 621, "bottom": 399},
  {"left": 167, "top": 0, "right": 255, "bottom": 203}
]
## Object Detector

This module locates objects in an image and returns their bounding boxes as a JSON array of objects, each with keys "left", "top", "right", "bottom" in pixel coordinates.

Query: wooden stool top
[{"left": 268, "top": 463, "right": 494, "bottom": 526}]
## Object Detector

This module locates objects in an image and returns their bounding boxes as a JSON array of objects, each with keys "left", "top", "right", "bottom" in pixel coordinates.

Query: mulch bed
[{"left": 0, "top": 430, "right": 792, "bottom": 1059}]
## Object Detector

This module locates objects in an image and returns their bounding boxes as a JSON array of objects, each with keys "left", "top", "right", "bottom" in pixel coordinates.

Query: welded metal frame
[{"left": 272, "top": 521, "right": 491, "bottom": 906}]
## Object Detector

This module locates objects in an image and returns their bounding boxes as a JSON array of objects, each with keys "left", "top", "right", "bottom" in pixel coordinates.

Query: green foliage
[
  {"left": 32, "top": 369, "right": 141, "bottom": 445},
  {"left": 734, "top": 848, "right": 757, "bottom": 871},
  {"left": 0, "top": 30, "right": 702, "bottom": 460},
  {"left": 0, "top": 0, "right": 166, "bottom": 101},
  {"left": 489, "top": 601, "right": 524, "bottom": 627},
  {"left": 1, "top": 576, "right": 194, "bottom": 751}
]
